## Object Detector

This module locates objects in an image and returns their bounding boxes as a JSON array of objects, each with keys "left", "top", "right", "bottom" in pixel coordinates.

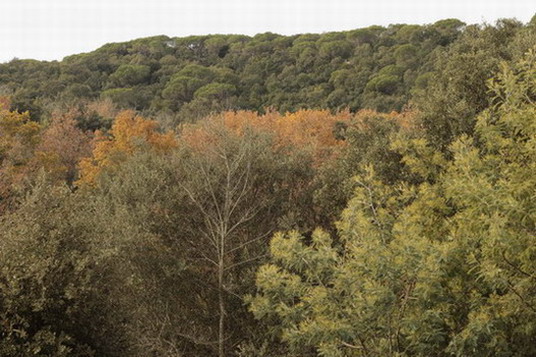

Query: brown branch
[{"left": 501, "top": 249, "right": 534, "bottom": 279}]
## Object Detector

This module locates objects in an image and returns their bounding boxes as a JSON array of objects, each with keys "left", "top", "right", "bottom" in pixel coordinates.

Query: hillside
[
  {"left": 0, "top": 18, "right": 487, "bottom": 125},
  {"left": 1, "top": 15, "right": 536, "bottom": 357}
]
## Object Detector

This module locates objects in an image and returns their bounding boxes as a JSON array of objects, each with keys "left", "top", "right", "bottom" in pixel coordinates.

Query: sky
[{"left": 0, "top": 0, "right": 534, "bottom": 63}]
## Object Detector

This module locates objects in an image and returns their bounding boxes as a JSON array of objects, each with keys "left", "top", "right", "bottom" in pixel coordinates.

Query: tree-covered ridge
[
  {"left": 1, "top": 17, "right": 523, "bottom": 126},
  {"left": 1, "top": 15, "right": 536, "bottom": 357}
]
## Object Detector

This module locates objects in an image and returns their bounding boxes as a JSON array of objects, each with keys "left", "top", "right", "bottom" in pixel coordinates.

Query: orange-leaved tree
[
  {"left": 213, "top": 109, "right": 353, "bottom": 165},
  {"left": 77, "top": 110, "right": 177, "bottom": 186},
  {"left": 218, "top": 109, "right": 415, "bottom": 165}
]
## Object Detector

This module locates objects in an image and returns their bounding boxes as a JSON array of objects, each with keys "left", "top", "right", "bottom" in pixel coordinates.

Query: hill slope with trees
[
  {"left": 1, "top": 18, "right": 525, "bottom": 125},
  {"left": 1, "top": 15, "right": 536, "bottom": 357}
]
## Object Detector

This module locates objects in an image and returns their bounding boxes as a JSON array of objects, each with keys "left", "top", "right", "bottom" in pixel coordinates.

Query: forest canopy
[{"left": 1, "top": 15, "right": 536, "bottom": 357}]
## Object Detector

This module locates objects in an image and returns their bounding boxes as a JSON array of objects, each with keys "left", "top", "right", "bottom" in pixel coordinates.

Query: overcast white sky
[{"left": 0, "top": 0, "right": 534, "bottom": 62}]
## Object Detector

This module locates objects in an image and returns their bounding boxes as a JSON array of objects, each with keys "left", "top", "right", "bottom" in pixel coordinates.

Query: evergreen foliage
[{"left": 1, "top": 16, "right": 536, "bottom": 357}]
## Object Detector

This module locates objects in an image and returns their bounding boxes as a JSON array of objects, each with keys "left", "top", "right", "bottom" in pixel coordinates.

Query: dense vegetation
[
  {"left": 0, "top": 17, "right": 492, "bottom": 124},
  {"left": 1, "top": 15, "right": 536, "bottom": 356}
]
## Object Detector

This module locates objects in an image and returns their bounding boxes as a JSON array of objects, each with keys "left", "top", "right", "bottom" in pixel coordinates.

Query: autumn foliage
[
  {"left": 2, "top": 18, "right": 536, "bottom": 356},
  {"left": 181, "top": 109, "right": 413, "bottom": 165},
  {"left": 220, "top": 110, "right": 351, "bottom": 163},
  {"left": 33, "top": 114, "right": 92, "bottom": 183},
  {"left": 0, "top": 108, "right": 41, "bottom": 210},
  {"left": 77, "top": 110, "right": 177, "bottom": 186}
]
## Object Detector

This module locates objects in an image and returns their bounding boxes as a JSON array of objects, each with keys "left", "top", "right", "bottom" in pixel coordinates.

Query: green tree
[
  {"left": 439, "top": 48, "right": 536, "bottom": 355},
  {"left": 249, "top": 48, "right": 536, "bottom": 357},
  {"left": 0, "top": 178, "right": 130, "bottom": 356},
  {"left": 108, "top": 64, "right": 151, "bottom": 87},
  {"left": 413, "top": 20, "right": 521, "bottom": 150}
]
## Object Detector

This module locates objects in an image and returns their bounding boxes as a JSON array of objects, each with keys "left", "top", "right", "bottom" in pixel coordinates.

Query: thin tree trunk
[{"left": 218, "top": 247, "right": 225, "bottom": 357}]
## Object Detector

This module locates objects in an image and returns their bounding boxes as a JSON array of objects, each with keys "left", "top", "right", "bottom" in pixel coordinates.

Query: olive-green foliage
[
  {"left": 2, "top": 16, "right": 536, "bottom": 357},
  {"left": 108, "top": 64, "right": 151, "bottom": 87},
  {"left": 312, "top": 113, "right": 408, "bottom": 230},
  {"left": 0, "top": 177, "right": 130, "bottom": 356},
  {"left": 439, "top": 49, "right": 536, "bottom": 355},
  {"left": 87, "top": 152, "right": 210, "bottom": 356},
  {"left": 249, "top": 48, "right": 536, "bottom": 357},
  {"left": 0, "top": 19, "right": 478, "bottom": 124},
  {"left": 413, "top": 19, "right": 529, "bottom": 150},
  {"left": 4, "top": 18, "right": 535, "bottom": 128},
  {"left": 78, "top": 121, "right": 316, "bottom": 356},
  {"left": 249, "top": 168, "right": 423, "bottom": 356}
]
